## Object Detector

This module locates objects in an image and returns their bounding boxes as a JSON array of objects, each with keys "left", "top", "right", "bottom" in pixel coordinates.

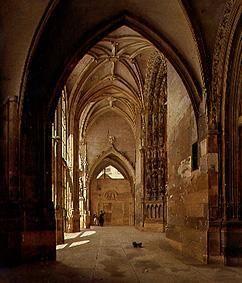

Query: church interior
[{"left": 0, "top": 0, "right": 241, "bottom": 281}]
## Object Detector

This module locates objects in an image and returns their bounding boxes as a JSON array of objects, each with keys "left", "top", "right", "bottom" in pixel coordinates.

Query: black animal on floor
[{"left": 132, "top": 241, "right": 143, "bottom": 248}]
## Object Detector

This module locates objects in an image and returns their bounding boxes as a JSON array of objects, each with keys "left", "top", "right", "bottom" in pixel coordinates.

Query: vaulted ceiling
[
  {"left": 0, "top": 0, "right": 230, "bottom": 108},
  {"left": 66, "top": 26, "right": 157, "bottom": 137}
]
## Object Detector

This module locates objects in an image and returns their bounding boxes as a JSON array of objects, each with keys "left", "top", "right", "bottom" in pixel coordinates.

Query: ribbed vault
[{"left": 66, "top": 26, "right": 158, "bottom": 136}]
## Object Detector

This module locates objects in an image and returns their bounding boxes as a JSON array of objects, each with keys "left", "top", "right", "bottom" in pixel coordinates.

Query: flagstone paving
[{"left": 1, "top": 226, "right": 242, "bottom": 282}]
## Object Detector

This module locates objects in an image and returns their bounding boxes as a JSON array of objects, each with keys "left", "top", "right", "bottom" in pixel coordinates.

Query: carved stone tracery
[
  {"left": 210, "top": 0, "right": 236, "bottom": 129},
  {"left": 143, "top": 51, "right": 167, "bottom": 222}
]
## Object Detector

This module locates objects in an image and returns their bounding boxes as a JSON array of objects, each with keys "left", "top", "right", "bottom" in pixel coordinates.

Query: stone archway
[
  {"left": 2, "top": 3, "right": 207, "bottom": 266},
  {"left": 87, "top": 148, "right": 135, "bottom": 227},
  {"left": 2, "top": 0, "right": 242, "bottom": 270},
  {"left": 89, "top": 147, "right": 135, "bottom": 183},
  {"left": 89, "top": 158, "right": 135, "bottom": 227}
]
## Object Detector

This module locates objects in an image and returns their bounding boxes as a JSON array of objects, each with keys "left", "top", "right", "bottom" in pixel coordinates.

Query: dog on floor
[{"left": 132, "top": 241, "right": 143, "bottom": 248}]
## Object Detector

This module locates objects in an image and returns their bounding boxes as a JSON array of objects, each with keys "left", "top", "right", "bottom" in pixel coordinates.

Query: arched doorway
[{"left": 90, "top": 163, "right": 134, "bottom": 226}]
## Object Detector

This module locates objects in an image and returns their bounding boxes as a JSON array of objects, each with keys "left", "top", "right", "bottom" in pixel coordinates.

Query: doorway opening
[{"left": 91, "top": 164, "right": 134, "bottom": 226}]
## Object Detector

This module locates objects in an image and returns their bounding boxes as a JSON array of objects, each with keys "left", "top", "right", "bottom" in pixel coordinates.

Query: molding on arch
[
  {"left": 210, "top": 0, "right": 241, "bottom": 129},
  {"left": 61, "top": 12, "right": 202, "bottom": 120},
  {"left": 18, "top": 0, "right": 60, "bottom": 122},
  {"left": 179, "top": 0, "right": 208, "bottom": 88},
  {"left": 88, "top": 145, "right": 135, "bottom": 184},
  {"left": 18, "top": 4, "right": 203, "bottom": 124},
  {"left": 223, "top": 13, "right": 242, "bottom": 217}
]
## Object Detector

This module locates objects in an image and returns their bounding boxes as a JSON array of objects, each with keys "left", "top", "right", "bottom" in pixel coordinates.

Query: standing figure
[
  {"left": 99, "top": 210, "right": 105, "bottom": 227},
  {"left": 93, "top": 212, "right": 98, "bottom": 226}
]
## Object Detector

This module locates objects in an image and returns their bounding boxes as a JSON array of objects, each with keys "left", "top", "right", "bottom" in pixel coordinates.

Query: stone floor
[{"left": 1, "top": 226, "right": 242, "bottom": 282}]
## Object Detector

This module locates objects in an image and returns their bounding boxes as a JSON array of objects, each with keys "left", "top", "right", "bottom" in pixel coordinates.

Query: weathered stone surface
[
  {"left": 167, "top": 62, "right": 208, "bottom": 262},
  {"left": 86, "top": 111, "right": 136, "bottom": 167},
  {"left": 2, "top": 227, "right": 242, "bottom": 282},
  {"left": 91, "top": 178, "right": 133, "bottom": 226},
  {"left": 1, "top": 0, "right": 241, "bottom": 267}
]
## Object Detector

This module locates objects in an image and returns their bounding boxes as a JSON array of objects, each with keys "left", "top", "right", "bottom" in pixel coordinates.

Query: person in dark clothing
[{"left": 99, "top": 210, "right": 105, "bottom": 226}]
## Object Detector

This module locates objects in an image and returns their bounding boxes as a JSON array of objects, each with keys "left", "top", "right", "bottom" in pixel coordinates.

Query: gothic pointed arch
[
  {"left": 88, "top": 146, "right": 135, "bottom": 184},
  {"left": 18, "top": 12, "right": 204, "bottom": 234},
  {"left": 19, "top": 6, "right": 204, "bottom": 125},
  {"left": 210, "top": 0, "right": 241, "bottom": 129},
  {"left": 12, "top": 1, "right": 210, "bottom": 266}
]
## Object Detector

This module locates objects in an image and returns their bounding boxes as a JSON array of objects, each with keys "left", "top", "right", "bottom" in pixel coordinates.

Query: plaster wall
[{"left": 167, "top": 63, "right": 208, "bottom": 262}]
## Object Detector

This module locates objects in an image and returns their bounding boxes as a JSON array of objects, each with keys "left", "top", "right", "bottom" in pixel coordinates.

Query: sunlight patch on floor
[
  {"left": 64, "top": 232, "right": 81, "bottom": 239},
  {"left": 80, "top": 230, "right": 96, "bottom": 237},
  {"left": 69, "top": 240, "right": 90, "bottom": 247},
  {"left": 56, "top": 243, "right": 68, "bottom": 250}
]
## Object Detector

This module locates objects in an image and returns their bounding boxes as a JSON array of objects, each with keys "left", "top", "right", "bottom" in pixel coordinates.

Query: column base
[
  {"left": 222, "top": 221, "right": 242, "bottom": 266},
  {"left": 19, "top": 204, "right": 56, "bottom": 264},
  {"left": 55, "top": 208, "right": 64, "bottom": 244},
  {"left": 21, "top": 230, "right": 56, "bottom": 262},
  {"left": 0, "top": 201, "right": 22, "bottom": 266},
  {"left": 67, "top": 211, "right": 81, "bottom": 232},
  {"left": 208, "top": 220, "right": 242, "bottom": 266},
  {"left": 207, "top": 221, "right": 222, "bottom": 262}
]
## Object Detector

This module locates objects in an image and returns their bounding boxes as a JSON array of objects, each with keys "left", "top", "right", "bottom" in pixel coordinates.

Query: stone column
[
  {"left": 55, "top": 104, "right": 64, "bottom": 244},
  {"left": 0, "top": 96, "right": 22, "bottom": 266},
  {"left": 71, "top": 126, "right": 81, "bottom": 231},
  {"left": 221, "top": 114, "right": 242, "bottom": 266},
  {"left": 20, "top": 109, "right": 56, "bottom": 263},
  {"left": 134, "top": 111, "right": 144, "bottom": 227},
  {"left": 205, "top": 129, "right": 222, "bottom": 264}
]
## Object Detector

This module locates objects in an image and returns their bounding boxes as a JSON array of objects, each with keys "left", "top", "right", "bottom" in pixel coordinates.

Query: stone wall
[
  {"left": 166, "top": 63, "right": 208, "bottom": 262},
  {"left": 90, "top": 178, "right": 134, "bottom": 226},
  {"left": 86, "top": 110, "right": 135, "bottom": 168}
]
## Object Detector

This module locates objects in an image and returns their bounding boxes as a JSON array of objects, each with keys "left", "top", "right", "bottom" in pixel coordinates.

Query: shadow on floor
[{"left": 0, "top": 260, "right": 91, "bottom": 283}]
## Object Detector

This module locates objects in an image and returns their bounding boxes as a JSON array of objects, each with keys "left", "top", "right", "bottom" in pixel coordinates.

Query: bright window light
[{"left": 97, "top": 165, "right": 125, "bottom": 179}]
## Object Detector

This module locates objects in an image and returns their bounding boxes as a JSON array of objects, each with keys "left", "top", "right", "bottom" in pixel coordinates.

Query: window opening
[
  {"left": 97, "top": 165, "right": 125, "bottom": 179},
  {"left": 192, "top": 142, "right": 199, "bottom": 171}
]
